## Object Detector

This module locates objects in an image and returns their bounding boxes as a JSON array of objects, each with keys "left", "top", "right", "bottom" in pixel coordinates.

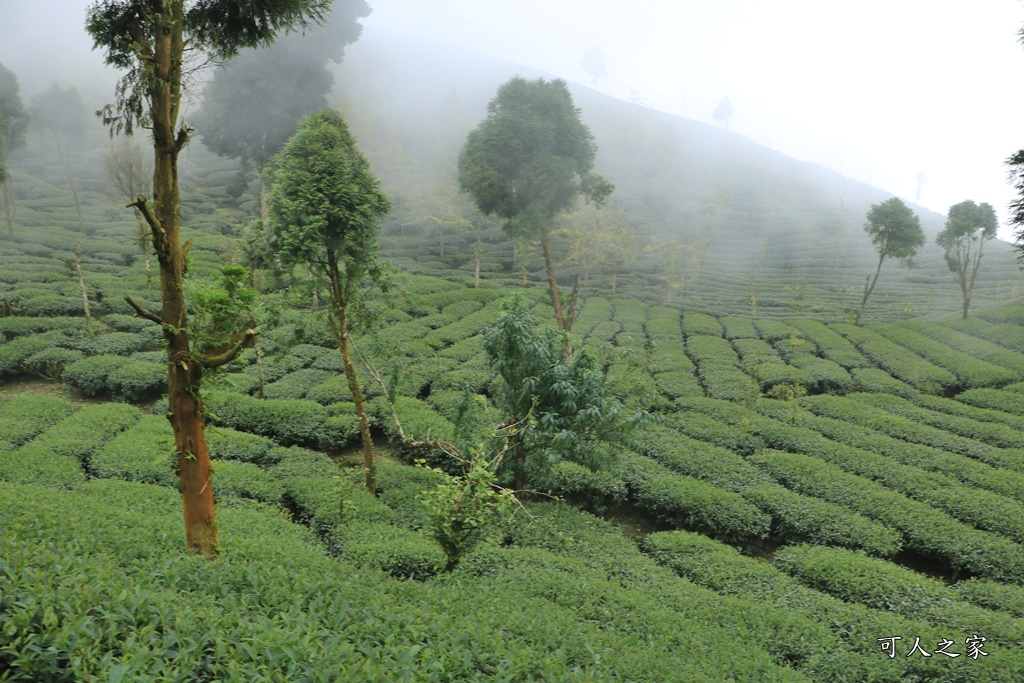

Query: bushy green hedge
[
  {"left": 0, "top": 315, "right": 85, "bottom": 339},
  {"left": 0, "top": 395, "right": 75, "bottom": 448},
  {"left": 262, "top": 368, "right": 336, "bottom": 401},
  {"left": 28, "top": 402, "right": 141, "bottom": 465},
  {"left": 955, "top": 578, "right": 1024, "bottom": 619},
  {"left": 204, "top": 390, "right": 330, "bottom": 448},
  {"left": 957, "top": 388, "right": 1024, "bottom": 416},
  {"left": 680, "top": 311, "right": 723, "bottom": 337},
  {"left": 788, "top": 355, "right": 852, "bottom": 394},
  {"left": 905, "top": 320, "right": 1024, "bottom": 376},
  {"left": 720, "top": 316, "right": 759, "bottom": 339},
  {"left": 758, "top": 398, "right": 1024, "bottom": 504},
  {"left": 642, "top": 529, "right": 1005, "bottom": 683},
  {"left": 849, "top": 366, "right": 916, "bottom": 397},
  {"left": 774, "top": 544, "right": 1024, "bottom": 645},
  {"left": 854, "top": 392, "right": 1024, "bottom": 450},
  {"left": 213, "top": 459, "right": 285, "bottom": 505},
  {"left": 266, "top": 445, "right": 340, "bottom": 481},
  {"left": 872, "top": 323, "right": 1017, "bottom": 388},
  {"left": 743, "top": 486, "right": 901, "bottom": 556},
  {"left": 832, "top": 322, "right": 958, "bottom": 391},
  {"left": 91, "top": 415, "right": 177, "bottom": 487},
  {"left": 20, "top": 346, "right": 85, "bottom": 378},
  {"left": 61, "top": 355, "right": 128, "bottom": 397},
  {"left": 788, "top": 319, "right": 870, "bottom": 369},
  {"left": 642, "top": 421, "right": 770, "bottom": 488},
  {"left": 750, "top": 449, "right": 1024, "bottom": 583},
  {"left": 912, "top": 392, "right": 1024, "bottom": 432},
  {"left": 330, "top": 520, "right": 445, "bottom": 580},
  {"left": 801, "top": 394, "right": 1024, "bottom": 472},
  {"left": 753, "top": 319, "right": 800, "bottom": 342},
  {"left": 546, "top": 460, "right": 628, "bottom": 514},
  {"left": 106, "top": 359, "right": 167, "bottom": 401},
  {"left": 0, "top": 441, "right": 86, "bottom": 488},
  {"left": 616, "top": 453, "right": 770, "bottom": 542},
  {"left": 206, "top": 426, "right": 277, "bottom": 466},
  {"left": 0, "top": 334, "right": 58, "bottom": 377}
]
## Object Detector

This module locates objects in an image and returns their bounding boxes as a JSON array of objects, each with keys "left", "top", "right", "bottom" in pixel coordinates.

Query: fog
[{"left": 3, "top": 1, "right": 1024, "bottom": 239}]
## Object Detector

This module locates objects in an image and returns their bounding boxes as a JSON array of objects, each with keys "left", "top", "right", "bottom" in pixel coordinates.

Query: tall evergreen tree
[
  {"left": 459, "top": 77, "right": 613, "bottom": 335},
  {"left": 264, "top": 109, "right": 391, "bottom": 495},
  {"left": 86, "top": 0, "right": 329, "bottom": 558}
]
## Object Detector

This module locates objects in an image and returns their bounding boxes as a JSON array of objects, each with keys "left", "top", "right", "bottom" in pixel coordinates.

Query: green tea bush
[
  {"left": 21, "top": 346, "right": 85, "bottom": 378},
  {"left": 91, "top": 416, "right": 177, "bottom": 487},
  {"left": 905, "top": 320, "right": 1024, "bottom": 376},
  {"left": 788, "top": 355, "right": 852, "bottom": 394},
  {"left": 263, "top": 368, "right": 335, "bottom": 400},
  {"left": 69, "top": 331, "right": 152, "bottom": 357},
  {"left": 872, "top": 324, "right": 1017, "bottom": 388},
  {"left": 680, "top": 311, "right": 723, "bottom": 336},
  {"left": 854, "top": 392, "right": 1024, "bottom": 450},
  {"left": 849, "top": 367, "right": 916, "bottom": 397},
  {"left": 753, "top": 319, "right": 799, "bottom": 342},
  {"left": 329, "top": 520, "right": 444, "bottom": 580},
  {"left": 732, "top": 337, "right": 781, "bottom": 364},
  {"left": 616, "top": 452, "right": 770, "bottom": 542},
  {"left": 546, "top": 460, "right": 628, "bottom": 514},
  {"left": 832, "top": 322, "right": 958, "bottom": 391},
  {"left": 212, "top": 459, "right": 285, "bottom": 505},
  {"left": 266, "top": 446, "right": 340, "bottom": 480},
  {"left": 955, "top": 578, "right": 1024, "bottom": 619},
  {"left": 375, "top": 460, "right": 446, "bottom": 530},
  {"left": 0, "top": 315, "right": 85, "bottom": 339},
  {"left": 0, "top": 334, "right": 56, "bottom": 377},
  {"left": 743, "top": 486, "right": 901, "bottom": 556},
  {"left": 912, "top": 392, "right": 1024, "bottom": 431},
  {"left": 305, "top": 374, "right": 353, "bottom": 405},
  {"left": 204, "top": 390, "right": 329, "bottom": 448},
  {"left": 696, "top": 361, "right": 751, "bottom": 401},
  {"left": 61, "top": 354, "right": 126, "bottom": 396},
  {"left": 106, "top": 359, "right": 166, "bottom": 401},
  {"left": 100, "top": 312, "right": 153, "bottom": 332},
  {"left": 750, "top": 449, "right": 1024, "bottom": 583},
  {"left": 957, "top": 388, "right": 1024, "bottom": 416},
  {"left": 0, "top": 395, "right": 75, "bottom": 447},
  {"left": 759, "top": 399, "right": 1024, "bottom": 503},
  {"left": 774, "top": 544, "right": 1024, "bottom": 645},
  {"left": 788, "top": 319, "right": 870, "bottom": 368},
  {"left": 206, "top": 425, "right": 277, "bottom": 466},
  {"left": 0, "top": 442, "right": 86, "bottom": 488},
  {"left": 801, "top": 394, "right": 1024, "bottom": 472},
  {"left": 951, "top": 317, "right": 1024, "bottom": 353},
  {"left": 29, "top": 402, "right": 141, "bottom": 465},
  {"left": 720, "top": 315, "right": 759, "bottom": 339},
  {"left": 642, "top": 422, "right": 770, "bottom": 487}
]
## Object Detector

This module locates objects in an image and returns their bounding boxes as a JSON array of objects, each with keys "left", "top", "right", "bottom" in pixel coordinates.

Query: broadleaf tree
[
  {"left": 193, "top": 1, "right": 369, "bottom": 210},
  {"left": 0, "top": 63, "right": 29, "bottom": 238},
  {"left": 856, "top": 197, "right": 924, "bottom": 325},
  {"left": 85, "top": 0, "right": 330, "bottom": 558},
  {"left": 482, "top": 296, "right": 650, "bottom": 493},
  {"left": 30, "top": 84, "right": 89, "bottom": 233},
  {"left": 459, "top": 76, "right": 613, "bottom": 336},
  {"left": 264, "top": 109, "right": 391, "bottom": 495},
  {"left": 936, "top": 200, "right": 997, "bottom": 319}
]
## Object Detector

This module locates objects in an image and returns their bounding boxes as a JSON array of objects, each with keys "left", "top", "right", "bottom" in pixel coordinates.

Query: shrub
[
  {"left": 720, "top": 316, "right": 759, "bottom": 339},
  {"left": 832, "top": 322, "right": 958, "bottom": 391},
  {"left": 263, "top": 368, "right": 335, "bottom": 401},
  {"left": 955, "top": 578, "right": 1024, "bottom": 619},
  {"left": 546, "top": 460, "right": 627, "bottom": 514},
  {"left": 0, "top": 334, "right": 55, "bottom": 377},
  {"left": 872, "top": 323, "right": 1017, "bottom": 388},
  {"left": 30, "top": 402, "right": 141, "bottom": 465},
  {"left": 743, "top": 486, "right": 901, "bottom": 556},
  {"left": 0, "top": 395, "right": 75, "bottom": 447},
  {"left": 91, "top": 416, "right": 177, "bottom": 487},
  {"left": 212, "top": 459, "right": 285, "bottom": 505},
  {"left": 21, "top": 347, "right": 85, "bottom": 379},
  {"left": 107, "top": 359, "right": 167, "bottom": 401},
  {"left": 329, "top": 520, "right": 444, "bottom": 580},
  {"left": 266, "top": 446, "right": 340, "bottom": 480},
  {"left": 788, "top": 319, "right": 870, "bottom": 368},
  {"left": 205, "top": 426, "right": 276, "bottom": 466},
  {"left": 957, "top": 388, "right": 1024, "bottom": 416},
  {"left": 849, "top": 367, "right": 916, "bottom": 397},
  {"left": 616, "top": 453, "right": 770, "bottom": 542},
  {"left": 680, "top": 311, "right": 723, "bottom": 336},
  {"left": 204, "top": 390, "right": 329, "bottom": 448},
  {"left": 61, "top": 355, "right": 125, "bottom": 396},
  {"left": 0, "top": 443, "right": 86, "bottom": 488}
]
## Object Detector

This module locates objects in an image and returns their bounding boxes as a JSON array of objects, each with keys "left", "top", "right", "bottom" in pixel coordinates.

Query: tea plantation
[{"left": 5, "top": 52, "right": 1024, "bottom": 682}]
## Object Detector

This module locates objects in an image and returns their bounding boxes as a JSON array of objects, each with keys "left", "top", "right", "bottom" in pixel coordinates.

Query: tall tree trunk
[
  {"left": 332, "top": 305, "right": 375, "bottom": 495},
  {"left": 148, "top": 0, "right": 219, "bottom": 558},
  {"left": 855, "top": 254, "right": 886, "bottom": 326},
  {"left": 474, "top": 218, "right": 481, "bottom": 288},
  {"left": 326, "top": 251, "right": 376, "bottom": 495},
  {"left": 73, "top": 241, "right": 94, "bottom": 338},
  {"left": 254, "top": 335, "right": 266, "bottom": 399},
  {"left": 2, "top": 124, "right": 14, "bottom": 238},
  {"left": 55, "top": 133, "right": 85, "bottom": 234},
  {"left": 542, "top": 234, "right": 567, "bottom": 331}
]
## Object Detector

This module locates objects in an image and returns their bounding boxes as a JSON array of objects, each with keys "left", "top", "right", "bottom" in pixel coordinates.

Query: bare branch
[
  {"left": 200, "top": 327, "right": 258, "bottom": 369},
  {"left": 124, "top": 294, "right": 164, "bottom": 325},
  {"left": 127, "top": 195, "right": 163, "bottom": 236}
]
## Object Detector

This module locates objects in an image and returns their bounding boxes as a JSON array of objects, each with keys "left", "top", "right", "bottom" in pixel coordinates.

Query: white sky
[
  {"left": 364, "top": 0, "right": 1024, "bottom": 239},
  {"left": 4, "top": 1, "right": 1024, "bottom": 238}
]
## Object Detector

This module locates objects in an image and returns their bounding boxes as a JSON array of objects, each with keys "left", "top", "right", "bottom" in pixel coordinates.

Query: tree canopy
[
  {"left": 936, "top": 199, "right": 997, "bottom": 318},
  {"left": 265, "top": 108, "right": 391, "bottom": 494},
  {"left": 194, "top": 1, "right": 369, "bottom": 184},
  {"left": 856, "top": 197, "right": 923, "bottom": 324},
  {"left": 459, "top": 76, "right": 612, "bottom": 333}
]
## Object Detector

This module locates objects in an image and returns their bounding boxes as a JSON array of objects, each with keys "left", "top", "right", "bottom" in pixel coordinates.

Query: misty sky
[
  {"left": 4, "top": 1, "right": 1024, "bottom": 238},
  {"left": 364, "top": 0, "right": 1024, "bottom": 239}
]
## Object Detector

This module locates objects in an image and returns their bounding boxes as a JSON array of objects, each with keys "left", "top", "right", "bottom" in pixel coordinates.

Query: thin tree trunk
[
  {"left": 55, "top": 133, "right": 85, "bottom": 234},
  {"left": 514, "top": 437, "right": 527, "bottom": 494},
  {"left": 335, "top": 307, "right": 375, "bottom": 495},
  {"left": 2, "top": 178, "right": 13, "bottom": 239},
  {"left": 542, "top": 235, "right": 566, "bottom": 331},
  {"left": 151, "top": 0, "right": 218, "bottom": 558},
  {"left": 326, "top": 250, "right": 376, "bottom": 495},
  {"left": 73, "top": 241, "right": 93, "bottom": 337},
  {"left": 474, "top": 219, "right": 481, "bottom": 288},
  {"left": 855, "top": 254, "right": 886, "bottom": 326},
  {"left": 254, "top": 335, "right": 266, "bottom": 398}
]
